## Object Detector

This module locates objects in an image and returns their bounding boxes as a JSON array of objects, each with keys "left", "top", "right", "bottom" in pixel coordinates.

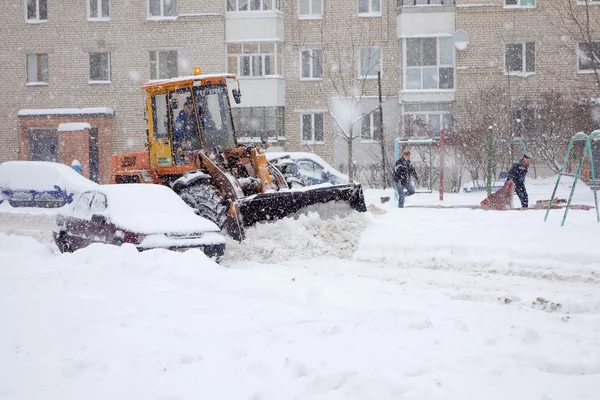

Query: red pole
[{"left": 439, "top": 129, "right": 445, "bottom": 201}]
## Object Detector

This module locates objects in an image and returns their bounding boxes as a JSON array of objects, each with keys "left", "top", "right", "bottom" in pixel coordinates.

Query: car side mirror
[
  {"left": 232, "top": 88, "right": 242, "bottom": 104},
  {"left": 91, "top": 214, "right": 107, "bottom": 224}
]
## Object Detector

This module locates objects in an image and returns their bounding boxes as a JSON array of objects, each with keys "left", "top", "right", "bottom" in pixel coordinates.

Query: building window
[
  {"left": 227, "top": 43, "right": 282, "bottom": 77},
  {"left": 26, "top": 0, "right": 47, "bottom": 21},
  {"left": 359, "top": 46, "right": 381, "bottom": 79},
  {"left": 89, "top": 52, "right": 111, "bottom": 83},
  {"left": 227, "top": 0, "right": 283, "bottom": 11},
  {"left": 26, "top": 54, "right": 48, "bottom": 84},
  {"left": 150, "top": 51, "right": 178, "bottom": 80},
  {"left": 360, "top": 109, "right": 382, "bottom": 140},
  {"left": 505, "top": 42, "right": 535, "bottom": 75},
  {"left": 301, "top": 113, "right": 324, "bottom": 143},
  {"left": 299, "top": 0, "right": 322, "bottom": 18},
  {"left": 358, "top": 0, "right": 381, "bottom": 15},
  {"left": 88, "top": 0, "right": 109, "bottom": 20},
  {"left": 405, "top": 37, "right": 454, "bottom": 90},
  {"left": 578, "top": 42, "right": 600, "bottom": 72},
  {"left": 28, "top": 129, "right": 58, "bottom": 162},
  {"left": 148, "top": 0, "right": 176, "bottom": 18},
  {"left": 301, "top": 49, "right": 323, "bottom": 79},
  {"left": 232, "top": 107, "right": 284, "bottom": 140},
  {"left": 403, "top": 103, "right": 453, "bottom": 136},
  {"left": 504, "top": 0, "right": 535, "bottom": 7}
]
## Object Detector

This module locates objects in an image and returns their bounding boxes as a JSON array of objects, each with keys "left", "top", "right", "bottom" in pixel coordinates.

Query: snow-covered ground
[{"left": 1, "top": 176, "right": 599, "bottom": 400}]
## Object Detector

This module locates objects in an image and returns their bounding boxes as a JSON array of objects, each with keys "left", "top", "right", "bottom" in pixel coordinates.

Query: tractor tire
[{"left": 179, "top": 185, "right": 245, "bottom": 241}]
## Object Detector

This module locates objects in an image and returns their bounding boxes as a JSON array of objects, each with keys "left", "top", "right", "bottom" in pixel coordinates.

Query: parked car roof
[
  {"left": 0, "top": 161, "right": 98, "bottom": 193},
  {"left": 77, "top": 184, "right": 221, "bottom": 235}
]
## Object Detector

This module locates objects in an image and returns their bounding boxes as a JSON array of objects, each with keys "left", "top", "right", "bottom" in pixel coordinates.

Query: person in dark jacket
[
  {"left": 393, "top": 150, "right": 418, "bottom": 208},
  {"left": 506, "top": 153, "right": 532, "bottom": 208}
]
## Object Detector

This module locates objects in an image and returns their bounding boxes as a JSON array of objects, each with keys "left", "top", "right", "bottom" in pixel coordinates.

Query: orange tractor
[{"left": 110, "top": 71, "right": 366, "bottom": 241}]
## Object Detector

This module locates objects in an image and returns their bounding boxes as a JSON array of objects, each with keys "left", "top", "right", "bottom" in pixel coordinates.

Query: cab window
[
  {"left": 171, "top": 87, "right": 200, "bottom": 153},
  {"left": 152, "top": 94, "right": 169, "bottom": 140}
]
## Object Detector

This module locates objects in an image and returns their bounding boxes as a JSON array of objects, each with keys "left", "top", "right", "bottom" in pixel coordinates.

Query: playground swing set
[
  {"left": 392, "top": 127, "right": 599, "bottom": 224},
  {"left": 393, "top": 130, "right": 446, "bottom": 202},
  {"left": 543, "top": 130, "right": 600, "bottom": 226}
]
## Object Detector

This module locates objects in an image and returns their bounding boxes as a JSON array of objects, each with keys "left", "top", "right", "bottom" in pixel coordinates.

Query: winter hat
[{"left": 523, "top": 152, "right": 532, "bottom": 159}]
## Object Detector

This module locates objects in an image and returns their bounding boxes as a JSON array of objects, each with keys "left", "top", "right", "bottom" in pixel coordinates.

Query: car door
[{"left": 65, "top": 191, "right": 95, "bottom": 250}]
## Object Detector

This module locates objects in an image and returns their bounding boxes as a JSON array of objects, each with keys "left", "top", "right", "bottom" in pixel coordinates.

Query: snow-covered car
[
  {"left": 266, "top": 152, "right": 349, "bottom": 187},
  {"left": 0, "top": 161, "right": 98, "bottom": 208},
  {"left": 53, "top": 184, "right": 226, "bottom": 259}
]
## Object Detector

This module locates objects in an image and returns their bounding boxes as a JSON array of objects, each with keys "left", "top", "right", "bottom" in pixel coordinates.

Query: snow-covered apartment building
[{"left": 1, "top": 0, "right": 600, "bottom": 183}]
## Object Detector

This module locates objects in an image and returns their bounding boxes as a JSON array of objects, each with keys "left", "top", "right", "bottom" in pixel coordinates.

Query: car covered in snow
[
  {"left": 266, "top": 152, "right": 349, "bottom": 187},
  {"left": 53, "top": 184, "right": 226, "bottom": 259},
  {"left": 0, "top": 161, "right": 98, "bottom": 208}
]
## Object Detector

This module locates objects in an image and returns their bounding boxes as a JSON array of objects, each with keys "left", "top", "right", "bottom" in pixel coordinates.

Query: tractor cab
[{"left": 142, "top": 73, "right": 240, "bottom": 169}]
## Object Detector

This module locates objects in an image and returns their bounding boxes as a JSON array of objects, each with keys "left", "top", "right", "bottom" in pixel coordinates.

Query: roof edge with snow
[
  {"left": 18, "top": 107, "right": 115, "bottom": 117},
  {"left": 57, "top": 123, "right": 92, "bottom": 132}
]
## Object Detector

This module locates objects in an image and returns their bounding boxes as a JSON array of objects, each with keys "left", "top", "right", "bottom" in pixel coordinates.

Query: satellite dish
[{"left": 453, "top": 30, "right": 469, "bottom": 51}]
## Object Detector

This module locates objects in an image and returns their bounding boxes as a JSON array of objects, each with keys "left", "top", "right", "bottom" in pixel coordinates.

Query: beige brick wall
[
  {"left": 0, "top": 0, "right": 226, "bottom": 165},
  {"left": 283, "top": 0, "right": 400, "bottom": 164},
  {"left": 455, "top": 0, "right": 600, "bottom": 125}
]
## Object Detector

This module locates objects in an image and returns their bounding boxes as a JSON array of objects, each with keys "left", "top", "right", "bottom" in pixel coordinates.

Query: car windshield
[{"left": 194, "top": 84, "right": 236, "bottom": 152}]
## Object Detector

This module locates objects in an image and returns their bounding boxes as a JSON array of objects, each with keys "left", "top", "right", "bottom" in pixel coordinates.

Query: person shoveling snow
[
  {"left": 481, "top": 153, "right": 531, "bottom": 210},
  {"left": 506, "top": 153, "right": 532, "bottom": 208}
]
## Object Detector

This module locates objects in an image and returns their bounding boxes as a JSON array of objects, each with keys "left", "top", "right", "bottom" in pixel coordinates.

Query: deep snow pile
[
  {"left": 224, "top": 205, "right": 374, "bottom": 264},
  {"left": 1, "top": 232, "right": 600, "bottom": 400}
]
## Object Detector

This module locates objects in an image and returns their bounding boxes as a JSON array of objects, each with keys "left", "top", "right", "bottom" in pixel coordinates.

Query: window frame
[
  {"left": 504, "top": 41, "right": 536, "bottom": 77},
  {"left": 147, "top": 0, "right": 177, "bottom": 20},
  {"left": 359, "top": 46, "right": 382, "bottom": 80},
  {"left": 300, "top": 111, "right": 326, "bottom": 144},
  {"left": 227, "top": 42, "right": 282, "bottom": 77},
  {"left": 89, "top": 52, "right": 111, "bottom": 84},
  {"left": 298, "top": 0, "right": 323, "bottom": 20},
  {"left": 402, "top": 102, "right": 454, "bottom": 136},
  {"left": 88, "top": 0, "right": 110, "bottom": 21},
  {"left": 227, "top": 0, "right": 283, "bottom": 12},
  {"left": 300, "top": 48, "right": 323, "bottom": 80},
  {"left": 503, "top": 0, "right": 536, "bottom": 8},
  {"left": 577, "top": 41, "right": 600, "bottom": 73},
  {"left": 232, "top": 106, "right": 284, "bottom": 141},
  {"left": 360, "top": 109, "right": 382, "bottom": 142},
  {"left": 25, "top": 0, "right": 47, "bottom": 23},
  {"left": 26, "top": 53, "right": 49, "bottom": 85},
  {"left": 403, "top": 36, "right": 455, "bottom": 92},
  {"left": 358, "top": 0, "right": 382, "bottom": 16},
  {"left": 149, "top": 50, "right": 179, "bottom": 80}
]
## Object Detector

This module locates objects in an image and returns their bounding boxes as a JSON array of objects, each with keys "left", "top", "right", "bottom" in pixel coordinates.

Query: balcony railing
[{"left": 400, "top": 0, "right": 455, "bottom": 6}]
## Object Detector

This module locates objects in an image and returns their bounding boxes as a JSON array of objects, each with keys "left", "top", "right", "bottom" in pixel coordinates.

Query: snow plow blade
[{"left": 238, "top": 183, "right": 367, "bottom": 226}]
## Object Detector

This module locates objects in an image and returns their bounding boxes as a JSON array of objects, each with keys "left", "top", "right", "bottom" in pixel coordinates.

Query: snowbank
[
  {"left": 224, "top": 207, "right": 373, "bottom": 264},
  {"left": 1, "top": 232, "right": 599, "bottom": 400}
]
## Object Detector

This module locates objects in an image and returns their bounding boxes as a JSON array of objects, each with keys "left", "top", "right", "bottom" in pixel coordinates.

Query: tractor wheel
[{"left": 179, "top": 185, "right": 245, "bottom": 241}]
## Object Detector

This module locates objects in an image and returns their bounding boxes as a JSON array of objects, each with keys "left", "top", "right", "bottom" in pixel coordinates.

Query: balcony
[
  {"left": 400, "top": 0, "right": 454, "bottom": 5},
  {"left": 397, "top": 0, "right": 455, "bottom": 37}
]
